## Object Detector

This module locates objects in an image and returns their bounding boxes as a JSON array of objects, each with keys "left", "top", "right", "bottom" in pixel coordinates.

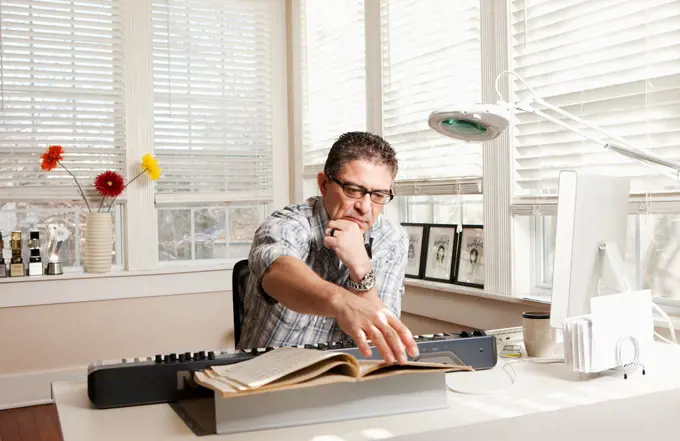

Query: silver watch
[{"left": 347, "top": 270, "right": 375, "bottom": 291}]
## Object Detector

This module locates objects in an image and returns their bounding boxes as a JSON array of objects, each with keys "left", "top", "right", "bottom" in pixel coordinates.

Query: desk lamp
[
  {"left": 428, "top": 70, "right": 680, "bottom": 180},
  {"left": 427, "top": 70, "right": 678, "bottom": 344}
]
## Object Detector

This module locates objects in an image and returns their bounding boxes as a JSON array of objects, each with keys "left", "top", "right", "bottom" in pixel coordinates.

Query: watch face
[{"left": 350, "top": 271, "right": 374, "bottom": 291}]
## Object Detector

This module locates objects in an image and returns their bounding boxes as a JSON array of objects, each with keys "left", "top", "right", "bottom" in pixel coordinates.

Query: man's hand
[
  {"left": 331, "top": 290, "right": 419, "bottom": 364},
  {"left": 323, "top": 219, "right": 371, "bottom": 282}
]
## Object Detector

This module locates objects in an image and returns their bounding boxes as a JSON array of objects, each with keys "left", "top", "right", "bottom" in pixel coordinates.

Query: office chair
[{"left": 232, "top": 259, "right": 250, "bottom": 347}]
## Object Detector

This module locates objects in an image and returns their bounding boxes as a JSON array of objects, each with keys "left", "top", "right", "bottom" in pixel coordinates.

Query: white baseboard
[{"left": 0, "top": 366, "right": 87, "bottom": 410}]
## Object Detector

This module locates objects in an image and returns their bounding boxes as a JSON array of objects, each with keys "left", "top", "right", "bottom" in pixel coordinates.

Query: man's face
[{"left": 317, "top": 159, "right": 393, "bottom": 233}]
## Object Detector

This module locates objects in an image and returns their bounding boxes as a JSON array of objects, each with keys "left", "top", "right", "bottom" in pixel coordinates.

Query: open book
[{"left": 194, "top": 347, "right": 473, "bottom": 398}]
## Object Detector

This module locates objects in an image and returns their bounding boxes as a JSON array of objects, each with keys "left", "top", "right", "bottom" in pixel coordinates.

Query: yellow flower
[{"left": 141, "top": 153, "right": 161, "bottom": 181}]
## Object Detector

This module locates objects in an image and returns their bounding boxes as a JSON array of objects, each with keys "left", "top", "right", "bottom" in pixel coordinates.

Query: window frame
[
  {"left": 290, "top": 0, "right": 512, "bottom": 295},
  {"left": 0, "top": 0, "right": 290, "bottom": 278},
  {"left": 291, "top": 0, "right": 680, "bottom": 323},
  {"left": 121, "top": 0, "right": 289, "bottom": 271}
]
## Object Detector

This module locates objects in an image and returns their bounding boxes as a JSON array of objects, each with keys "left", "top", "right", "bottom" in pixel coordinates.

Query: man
[{"left": 237, "top": 131, "right": 418, "bottom": 364}]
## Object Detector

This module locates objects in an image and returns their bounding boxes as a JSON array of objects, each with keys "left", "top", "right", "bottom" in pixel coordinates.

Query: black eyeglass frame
[{"left": 326, "top": 174, "right": 395, "bottom": 205}]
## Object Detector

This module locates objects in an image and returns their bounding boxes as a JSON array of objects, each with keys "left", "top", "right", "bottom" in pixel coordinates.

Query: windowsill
[
  {"left": 403, "top": 278, "right": 548, "bottom": 306},
  {"left": 404, "top": 279, "right": 680, "bottom": 330},
  {"left": 0, "top": 259, "right": 240, "bottom": 284},
  {"left": 0, "top": 260, "right": 240, "bottom": 308}
]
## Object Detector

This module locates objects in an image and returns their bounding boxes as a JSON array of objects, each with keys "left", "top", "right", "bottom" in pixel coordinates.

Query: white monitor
[{"left": 550, "top": 170, "right": 631, "bottom": 329}]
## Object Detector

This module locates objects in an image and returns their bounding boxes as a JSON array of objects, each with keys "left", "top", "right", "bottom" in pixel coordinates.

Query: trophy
[
  {"left": 9, "top": 231, "right": 25, "bottom": 277},
  {"left": 0, "top": 231, "right": 7, "bottom": 277},
  {"left": 28, "top": 230, "right": 44, "bottom": 276},
  {"left": 46, "top": 224, "right": 70, "bottom": 275}
]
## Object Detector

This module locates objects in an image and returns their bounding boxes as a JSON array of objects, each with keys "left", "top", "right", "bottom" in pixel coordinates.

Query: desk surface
[{"left": 54, "top": 343, "right": 680, "bottom": 441}]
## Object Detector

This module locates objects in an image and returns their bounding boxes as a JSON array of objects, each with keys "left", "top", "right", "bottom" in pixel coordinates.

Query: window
[
  {"left": 381, "top": 0, "right": 482, "bottom": 184},
  {"left": 511, "top": 0, "right": 680, "bottom": 197},
  {"left": 0, "top": 0, "right": 125, "bottom": 270},
  {"left": 399, "top": 194, "right": 483, "bottom": 226},
  {"left": 151, "top": 0, "right": 278, "bottom": 261},
  {"left": 297, "top": 0, "right": 484, "bottom": 209},
  {"left": 0, "top": 201, "right": 123, "bottom": 270},
  {"left": 157, "top": 203, "right": 269, "bottom": 261},
  {"left": 510, "top": 0, "right": 680, "bottom": 298},
  {"left": 299, "top": 0, "right": 366, "bottom": 197}
]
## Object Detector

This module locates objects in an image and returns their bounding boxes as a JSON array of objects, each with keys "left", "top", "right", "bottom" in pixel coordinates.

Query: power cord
[
  {"left": 445, "top": 355, "right": 565, "bottom": 396},
  {"left": 446, "top": 359, "right": 518, "bottom": 395}
]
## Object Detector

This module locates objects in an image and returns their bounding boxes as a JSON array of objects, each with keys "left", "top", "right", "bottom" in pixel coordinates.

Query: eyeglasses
[{"left": 327, "top": 175, "right": 394, "bottom": 205}]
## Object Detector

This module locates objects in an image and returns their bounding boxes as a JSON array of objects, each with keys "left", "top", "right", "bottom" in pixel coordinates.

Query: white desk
[{"left": 54, "top": 342, "right": 680, "bottom": 441}]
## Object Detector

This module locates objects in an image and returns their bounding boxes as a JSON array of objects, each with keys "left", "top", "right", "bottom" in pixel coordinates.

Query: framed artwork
[
  {"left": 401, "top": 223, "right": 428, "bottom": 278},
  {"left": 423, "top": 224, "right": 458, "bottom": 282},
  {"left": 455, "top": 224, "right": 484, "bottom": 288}
]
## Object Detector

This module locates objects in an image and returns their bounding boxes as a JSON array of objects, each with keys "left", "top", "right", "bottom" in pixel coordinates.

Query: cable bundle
[{"left": 614, "top": 336, "right": 646, "bottom": 379}]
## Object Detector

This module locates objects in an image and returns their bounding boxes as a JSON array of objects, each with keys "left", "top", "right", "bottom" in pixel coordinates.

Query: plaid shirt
[{"left": 237, "top": 196, "right": 408, "bottom": 349}]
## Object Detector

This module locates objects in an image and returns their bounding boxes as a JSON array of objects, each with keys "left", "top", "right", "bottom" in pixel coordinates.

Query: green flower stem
[
  {"left": 107, "top": 168, "right": 148, "bottom": 212},
  {"left": 58, "top": 161, "right": 92, "bottom": 213}
]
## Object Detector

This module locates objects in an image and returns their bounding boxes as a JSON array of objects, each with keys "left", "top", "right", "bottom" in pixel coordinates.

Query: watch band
[{"left": 346, "top": 270, "right": 375, "bottom": 292}]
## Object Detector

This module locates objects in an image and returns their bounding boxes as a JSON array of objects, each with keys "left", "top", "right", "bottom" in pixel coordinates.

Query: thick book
[{"left": 194, "top": 346, "right": 473, "bottom": 398}]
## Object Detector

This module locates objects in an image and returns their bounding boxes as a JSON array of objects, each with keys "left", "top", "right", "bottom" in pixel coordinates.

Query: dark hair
[{"left": 323, "top": 131, "right": 398, "bottom": 179}]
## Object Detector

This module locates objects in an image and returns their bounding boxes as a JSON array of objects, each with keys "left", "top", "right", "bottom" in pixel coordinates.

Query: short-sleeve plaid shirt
[{"left": 236, "top": 196, "right": 409, "bottom": 350}]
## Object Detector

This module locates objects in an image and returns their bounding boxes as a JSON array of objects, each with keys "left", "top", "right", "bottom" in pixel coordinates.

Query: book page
[
  {"left": 357, "top": 359, "right": 473, "bottom": 378},
  {"left": 209, "top": 347, "right": 357, "bottom": 389}
]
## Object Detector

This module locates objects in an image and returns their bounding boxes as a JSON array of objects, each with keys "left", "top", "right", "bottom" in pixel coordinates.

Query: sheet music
[{"left": 210, "top": 347, "right": 348, "bottom": 389}]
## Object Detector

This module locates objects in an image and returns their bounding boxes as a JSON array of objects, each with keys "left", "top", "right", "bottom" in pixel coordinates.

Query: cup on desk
[{"left": 522, "top": 311, "right": 557, "bottom": 357}]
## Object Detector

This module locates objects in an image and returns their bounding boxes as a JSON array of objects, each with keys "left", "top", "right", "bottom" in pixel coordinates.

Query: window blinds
[
  {"left": 151, "top": 0, "right": 275, "bottom": 204},
  {"left": 300, "top": 0, "right": 366, "bottom": 174},
  {"left": 381, "top": 0, "right": 482, "bottom": 192},
  {"left": 512, "top": 0, "right": 680, "bottom": 198},
  {"left": 0, "top": 0, "right": 125, "bottom": 201}
]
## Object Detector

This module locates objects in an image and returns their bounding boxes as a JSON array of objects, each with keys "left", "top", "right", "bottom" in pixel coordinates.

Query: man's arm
[
  {"left": 262, "top": 256, "right": 416, "bottom": 364},
  {"left": 321, "top": 219, "right": 417, "bottom": 363},
  {"left": 261, "top": 256, "right": 345, "bottom": 317},
  {"left": 248, "top": 212, "right": 417, "bottom": 363}
]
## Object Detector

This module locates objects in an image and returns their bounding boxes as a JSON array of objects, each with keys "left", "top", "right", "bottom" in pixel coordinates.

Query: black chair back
[{"left": 232, "top": 259, "right": 250, "bottom": 347}]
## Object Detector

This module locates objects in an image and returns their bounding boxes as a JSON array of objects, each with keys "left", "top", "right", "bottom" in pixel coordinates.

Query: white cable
[
  {"left": 614, "top": 336, "right": 645, "bottom": 379},
  {"left": 446, "top": 359, "right": 517, "bottom": 396},
  {"left": 652, "top": 301, "right": 677, "bottom": 344}
]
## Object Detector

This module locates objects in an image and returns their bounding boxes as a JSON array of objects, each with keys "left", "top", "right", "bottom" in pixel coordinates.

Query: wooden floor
[{"left": 0, "top": 404, "right": 63, "bottom": 441}]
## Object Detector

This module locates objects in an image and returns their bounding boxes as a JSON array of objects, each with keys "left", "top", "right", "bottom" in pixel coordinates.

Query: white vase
[{"left": 84, "top": 212, "right": 113, "bottom": 273}]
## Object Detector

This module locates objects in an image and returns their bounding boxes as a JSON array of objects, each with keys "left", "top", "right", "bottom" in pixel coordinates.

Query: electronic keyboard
[{"left": 87, "top": 331, "right": 496, "bottom": 409}]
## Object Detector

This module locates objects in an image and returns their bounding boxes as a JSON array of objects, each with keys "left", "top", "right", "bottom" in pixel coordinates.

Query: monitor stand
[{"left": 597, "top": 241, "right": 632, "bottom": 295}]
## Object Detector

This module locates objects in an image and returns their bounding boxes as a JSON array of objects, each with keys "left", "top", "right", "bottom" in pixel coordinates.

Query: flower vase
[{"left": 84, "top": 212, "right": 113, "bottom": 273}]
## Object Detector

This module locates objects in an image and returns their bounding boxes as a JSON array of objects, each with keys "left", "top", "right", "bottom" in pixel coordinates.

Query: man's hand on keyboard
[{"left": 331, "top": 291, "right": 418, "bottom": 364}]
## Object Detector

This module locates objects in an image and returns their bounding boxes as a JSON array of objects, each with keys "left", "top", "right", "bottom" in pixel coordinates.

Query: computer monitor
[{"left": 550, "top": 170, "right": 631, "bottom": 329}]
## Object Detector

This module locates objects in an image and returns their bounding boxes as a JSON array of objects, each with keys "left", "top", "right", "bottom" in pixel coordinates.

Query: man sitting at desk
[{"left": 238, "top": 131, "right": 418, "bottom": 364}]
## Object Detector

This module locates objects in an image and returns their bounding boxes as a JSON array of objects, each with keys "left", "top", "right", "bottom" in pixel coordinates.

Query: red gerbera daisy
[
  {"left": 40, "top": 145, "right": 64, "bottom": 171},
  {"left": 94, "top": 171, "right": 125, "bottom": 197}
]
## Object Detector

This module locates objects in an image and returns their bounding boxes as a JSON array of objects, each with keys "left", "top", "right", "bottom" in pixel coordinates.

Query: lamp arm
[
  {"left": 515, "top": 99, "right": 680, "bottom": 180},
  {"left": 535, "top": 97, "right": 634, "bottom": 149}
]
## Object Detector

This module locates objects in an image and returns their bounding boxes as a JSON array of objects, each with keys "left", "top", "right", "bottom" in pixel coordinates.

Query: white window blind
[
  {"left": 0, "top": 0, "right": 125, "bottom": 201},
  {"left": 151, "top": 0, "right": 275, "bottom": 204},
  {"left": 381, "top": 0, "right": 482, "bottom": 192},
  {"left": 512, "top": 0, "right": 680, "bottom": 198},
  {"left": 300, "top": 0, "right": 366, "bottom": 174}
]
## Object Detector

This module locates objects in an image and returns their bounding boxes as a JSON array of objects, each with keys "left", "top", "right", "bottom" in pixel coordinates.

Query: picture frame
[
  {"left": 454, "top": 224, "right": 484, "bottom": 289},
  {"left": 401, "top": 223, "right": 428, "bottom": 279},
  {"left": 423, "top": 224, "right": 458, "bottom": 283}
]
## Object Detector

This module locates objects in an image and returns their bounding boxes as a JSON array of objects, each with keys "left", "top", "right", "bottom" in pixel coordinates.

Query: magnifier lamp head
[{"left": 427, "top": 103, "right": 515, "bottom": 142}]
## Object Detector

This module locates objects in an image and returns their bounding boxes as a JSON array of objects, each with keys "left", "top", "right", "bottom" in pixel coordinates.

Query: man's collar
[{"left": 310, "top": 197, "right": 329, "bottom": 251}]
